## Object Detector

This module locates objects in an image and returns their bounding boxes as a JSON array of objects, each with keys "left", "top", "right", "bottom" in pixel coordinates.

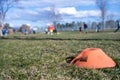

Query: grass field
[{"left": 0, "top": 31, "right": 120, "bottom": 80}]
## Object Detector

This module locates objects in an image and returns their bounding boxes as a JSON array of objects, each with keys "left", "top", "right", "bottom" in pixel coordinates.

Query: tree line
[{"left": 55, "top": 20, "right": 117, "bottom": 31}]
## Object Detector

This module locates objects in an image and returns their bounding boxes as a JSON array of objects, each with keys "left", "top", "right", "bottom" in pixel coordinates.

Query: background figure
[
  {"left": 48, "top": 25, "right": 55, "bottom": 35},
  {"left": 32, "top": 29, "right": 36, "bottom": 34},
  {"left": 114, "top": 20, "right": 120, "bottom": 32},
  {"left": 21, "top": 28, "right": 25, "bottom": 34},
  {"left": 79, "top": 26, "right": 82, "bottom": 33},
  {"left": 83, "top": 22, "right": 88, "bottom": 33},
  {"left": 96, "top": 23, "right": 100, "bottom": 32},
  {"left": 2, "top": 29, "right": 8, "bottom": 36},
  {"left": 45, "top": 28, "right": 48, "bottom": 34},
  {"left": 53, "top": 28, "right": 57, "bottom": 34}
]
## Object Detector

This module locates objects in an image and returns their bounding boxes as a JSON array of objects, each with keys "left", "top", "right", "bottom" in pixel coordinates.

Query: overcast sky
[{"left": 5, "top": 0, "right": 120, "bottom": 28}]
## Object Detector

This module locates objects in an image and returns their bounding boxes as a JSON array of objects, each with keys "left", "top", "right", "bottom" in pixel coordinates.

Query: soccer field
[{"left": 0, "top": 31, "right": 120, "bottom": 80}]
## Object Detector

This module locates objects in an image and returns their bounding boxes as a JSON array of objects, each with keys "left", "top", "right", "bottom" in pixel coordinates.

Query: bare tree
[
  {"left": 96, "top": 0, "right": 108, "bottom": 30},
  {"left": 107, "top": 13, "right": 115, "bottom": 21},
  {"left": 0, "top": 0, "right": 18, "bottom": 36},
  {"left": 48, "top": 5, "right": 62, "bottom": 28}
]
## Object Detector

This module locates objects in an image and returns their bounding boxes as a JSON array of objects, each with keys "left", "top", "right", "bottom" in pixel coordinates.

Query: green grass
[{"left": 0, "top": 31, "right": 120, "bottom": 80}]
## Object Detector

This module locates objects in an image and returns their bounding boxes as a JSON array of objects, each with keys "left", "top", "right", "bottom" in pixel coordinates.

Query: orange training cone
[{"left": 70, "top": 48, "right": 116, "bottom": 68}]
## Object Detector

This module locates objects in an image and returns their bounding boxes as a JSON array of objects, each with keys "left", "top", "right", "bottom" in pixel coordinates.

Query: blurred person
[
  {"left": 96, "top": 23, "right": 100, "bottom": 32},
  {"left": 53, "top": 28, "right": 57, "bottom": 34},
  {"left": 48, "top": 25, "right": 55, "bottom": 35},
  {"left": 114, "top": 20, "right": 120, "bottom": 32},
  {"left": 45, "top": 28, "right": 49, "bottom": 34},
  {"left": 79, "top": 26, "right": 82, "bottom": 33},
  {"left": 83, "top": 22, "right": 88, "bottom": 33}
]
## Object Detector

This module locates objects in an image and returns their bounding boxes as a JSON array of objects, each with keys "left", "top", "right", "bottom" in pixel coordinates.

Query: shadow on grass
[{"left": 0, "top": 36, "right": 120, "bottom": 41}]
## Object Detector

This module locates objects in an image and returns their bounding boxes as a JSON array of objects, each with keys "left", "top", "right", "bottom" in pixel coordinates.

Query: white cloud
[
  {"left": 75, "top": 10, "right": 100, "bottom": 18},
  {"left": 7, "top": 8, "right": 39, "bottom": 20},
  {"left": 57, "top": 7, "right": 100, "bottom": 18},
  {"left": 24, "top": 10, "right": 38, "bottom": 15},
  {"left": 59, "top": 7, "right": 77, "bottom": 15}
]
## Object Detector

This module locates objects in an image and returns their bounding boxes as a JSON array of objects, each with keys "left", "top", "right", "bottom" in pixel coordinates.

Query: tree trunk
[
  {"left": 0, "top": 27, "right": 3, "bottom": 36},
  {"left": 0, "top": 22, "right": 4, "bottom": 37},
  {"left": 101, "top": 21, "right": 105, "bottom": 31}
]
